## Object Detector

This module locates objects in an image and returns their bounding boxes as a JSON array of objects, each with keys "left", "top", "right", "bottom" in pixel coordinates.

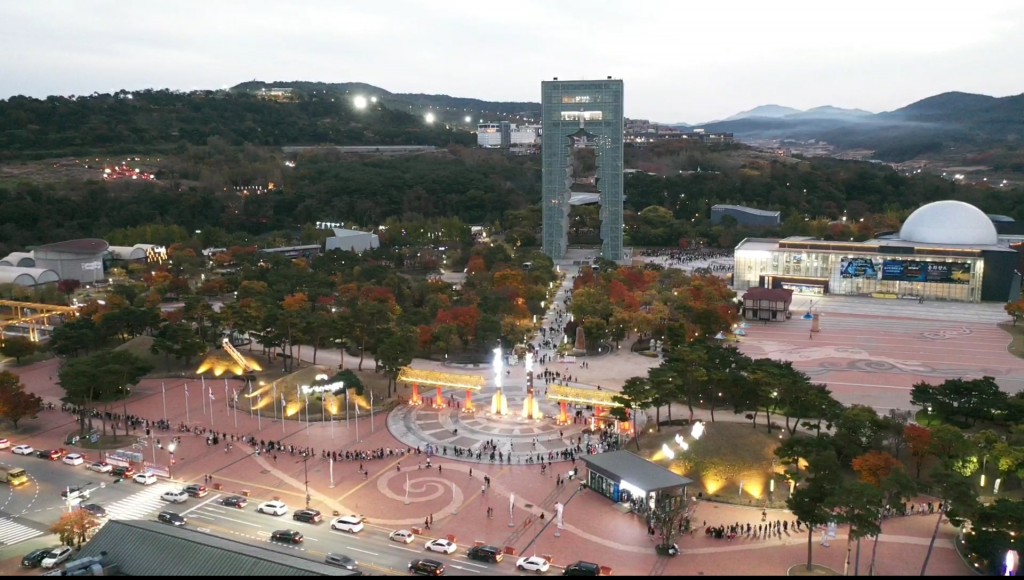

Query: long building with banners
[{"left": 734, "top": 200, "right": 1022, "bottom": 303}]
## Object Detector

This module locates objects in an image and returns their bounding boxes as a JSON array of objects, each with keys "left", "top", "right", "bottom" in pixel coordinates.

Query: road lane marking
[
  {"left": 345, "top": 546, "right": 379, "bottom": 556},
  {"left": 448, "top": 564, "right": 480, "bottom": 573},
  {"left": 211, "top": 513, "right": 266, "bottom": 528},
  {"left": 190, "top": 514, "right": 216, "bottom": 520},
  {"left": 393, "top": 545, "right": 421, "bottom": 554},
  {"left": 181, "top": 493, "right": 222, "bottom": 516}
]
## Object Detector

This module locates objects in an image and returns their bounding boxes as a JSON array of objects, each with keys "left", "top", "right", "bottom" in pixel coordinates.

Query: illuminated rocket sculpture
[
  {"left": 521, "top": 351, "right": 541, "bottom": 419},
  {"left": 490, "top": 346, "right": 508, "bottom": 415}
]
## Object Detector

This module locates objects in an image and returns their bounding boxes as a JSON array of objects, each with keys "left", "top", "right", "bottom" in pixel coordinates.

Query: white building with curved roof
[
  {"left": 108, "top": 244, "right": 158, "bottom": 261},
  {"left": 0, "top": 266, "right": 60, "bottom": 287},
  {"left": 734, "top": 200, "right": 1021, "bottom": 303},
  {"left": 0, "top": 252, "right": 35, "bottom": 268},
  {"left": 32, "top": 239, "right": 109, "bottom": 284}
]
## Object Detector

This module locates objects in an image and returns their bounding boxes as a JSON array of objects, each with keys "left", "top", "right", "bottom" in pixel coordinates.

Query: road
[
  {"left": 179, "top": 494, "right": 538, "bottom": 576},
  {"left": 0, "top": 451, "right": 550, "bottom": 575}
]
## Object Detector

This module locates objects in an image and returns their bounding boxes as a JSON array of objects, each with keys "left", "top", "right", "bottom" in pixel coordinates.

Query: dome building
[
  {"left": 734, "top": 200, "right": 1021, "bottom": 305},
  {"left": 32, "top": 239, "right": 109, "bottom": 285}
]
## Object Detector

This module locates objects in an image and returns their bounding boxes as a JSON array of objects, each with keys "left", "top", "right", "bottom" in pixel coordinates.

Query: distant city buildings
[
  {"left": 624, "top": 119, "right": 733, "bottom": 144},
  {"left": 476, "top": 122, "right": 541, "bottom": 153},
  {"left": 254, "top": 87, "right": 296, "bottom": 102}
]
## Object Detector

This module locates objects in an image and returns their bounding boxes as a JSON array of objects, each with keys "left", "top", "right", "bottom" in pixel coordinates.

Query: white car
[
  {"left": 517, "top": 555, "right": 551, "bottom": 573},
  {"left": 12, "top": 444, "right": 33, "bottom": 456},
  {"left": 41, "top": 545, "right": 73, "bottom": 569},
  {"left": 0, "top": 438, "right": 10, "bottom": 449},
  {"left": 133, "top": 472, "right": 157, "bottom": 485},
  {"left": 257, "top": 501, "right": 289, "bottom": 516},
  {"left": 62, "top": 453, "right": 85, "bottom": 466},
  {"left": 88, "top": 461, "right": 112, "bottom": 473},
  {"left": 331, "top": 515, "right": 364, "bottom": 533},
  {"left": 425, "top": 538, "right": 457, "bottom": 554},
  {"left": 389, "top": 529, "right": 415, "bottom": 544},
  {"left": 161, "top": 490, "right": 189, "bottom": 504}
]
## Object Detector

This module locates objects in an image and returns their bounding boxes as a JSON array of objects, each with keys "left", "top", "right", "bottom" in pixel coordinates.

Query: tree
[
  {"left": 868, "top": 467, "right": 918, "bottom": 575},
  {"left": 777, "top": 440, "right": 842, "bottom": 572},
  {"left": 921, "top": 467, "right": 979, "bottom": 575},
  {"left": 0, "top": 336, "right": 35, "bottom": 364},
  {"left": 852, "top": 450, "right": 902, "bottom": 487},
  {"left": 376, "top": 326, "right": 416, "bottom": 396},
  {"left": 0, "top": 371, "right": 41, "bottom": 429},
  {"left": 151, "top": 321, "right": 207, "bottom": 366},
  {"left": 1006, "top": 299, "right": 1024, "bottom": 326},
  {"left": 832, "top": 405, "right": 886, "bottom": 465},
  {"left": 904, "top": 424, "right": 933, "bottom": 478},
  {"left": 835, "top": 481, "right": 883, "bottom": 576},
  {"left": 50, "top": 509, "right": 100, "bottom": 549},
  {"left": 613, "top": 376, "right": 657, "bottom": 450},
  {"left": 651, "top": 494, "right": 690, "bottom": 553},
  {"left": 58, "top": 350, "right": 152, "bottom": 438},
  {"left": 964, "top": 499, "right": 1024, "bottom": 575}
]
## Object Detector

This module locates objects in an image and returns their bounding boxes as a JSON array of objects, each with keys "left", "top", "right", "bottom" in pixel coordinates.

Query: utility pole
[{"left": 297, "top": 453, "right": 311, "bottom": 510}]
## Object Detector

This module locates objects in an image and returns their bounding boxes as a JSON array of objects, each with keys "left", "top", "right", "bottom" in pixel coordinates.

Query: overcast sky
[{"left": 2, "top": 0, "right": 1021, "bottom": 123}]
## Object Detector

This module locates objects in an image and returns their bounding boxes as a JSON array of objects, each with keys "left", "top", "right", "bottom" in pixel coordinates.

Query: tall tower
[{"left": 541, "top": 78, "right": 624, "bottom": 261}]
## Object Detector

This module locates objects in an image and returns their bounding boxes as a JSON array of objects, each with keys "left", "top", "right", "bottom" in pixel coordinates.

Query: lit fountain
[
  {"left": 521, "top": 351, "right": 541, "bottom": 419},
  {"left": 490, "top": 346, "right": 508, "bottom": 415}
]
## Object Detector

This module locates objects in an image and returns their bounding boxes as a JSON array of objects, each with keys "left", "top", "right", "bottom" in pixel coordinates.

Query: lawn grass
[
  {"left": 636, "top": 421, "right": 789, "bottom": 508},
  {"left": 999, "top": 322, "right": 1024, "bottom": 360}
]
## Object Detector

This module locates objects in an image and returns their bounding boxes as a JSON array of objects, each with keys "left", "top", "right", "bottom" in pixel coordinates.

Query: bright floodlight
[
  {"left": 370, "top": 96, "right": 377, "bottom": 103},
  {"left": 464, "top": 115, "right": 472, "bottom": 123},
  {"left": 691, "top": 421, "right": 705, "bottom": 440},
  {"left": 661, "top": 443, "right": 675, "bottom": 460},
  {"left": 425, "top": 112, "right": 436, "bottom": 124},
  {"left": 353, "top": 95, "right": 368, "bottom": 110}
]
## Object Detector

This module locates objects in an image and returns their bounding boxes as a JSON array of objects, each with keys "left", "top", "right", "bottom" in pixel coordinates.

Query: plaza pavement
[{"left": 0, "top": 249, "right": 994, "bottom": 575}]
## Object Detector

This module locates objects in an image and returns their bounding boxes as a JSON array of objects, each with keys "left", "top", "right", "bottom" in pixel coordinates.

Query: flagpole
[
  {"left": 404, "top": 473, "right": 410, "bottom": 505},
  {"left": 248, "top": 380, "right": 253, "bottom": 418},
  {"left": 370, "top": 390, "right": 375, "bottom": 433},
  {"left": 161, "top": 382, "right": 167, "bottom": 423},
  {"left": 257, "top": 395, "right": 262, "bottom": 431},
  {"left": 184, "top": 383, "right": 190, "bottom": 425},
  {"left": 355, "top": 397, "right": 360, "bottom": 443},
  {"left": 345, "top": 388, "right": 350, "bottom": 428},
  {"left": 224, "top": 379, "right": 229, "bottom": 415},
  {"left": 272, "top": 383, "right": 278, "bottom": 422},
  {"left": 201, "top": 377, "right": 207, "bottom": 415},
  {"left": 281, "top": 393, "right": 286, "bottom": 435},
  {"left": 329, "top": 456, "right": 335, "bottom": 488}
]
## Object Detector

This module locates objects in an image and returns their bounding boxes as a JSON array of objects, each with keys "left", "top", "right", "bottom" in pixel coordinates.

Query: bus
[{"left": 0, "top": 466, "right": 28, "bottom": 487}]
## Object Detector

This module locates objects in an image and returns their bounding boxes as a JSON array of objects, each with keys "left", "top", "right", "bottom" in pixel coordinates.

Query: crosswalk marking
[
  {"left": 104, "top": 482, "right": 180, "bottom": 521},
  {"left": 0, "top": 518, "right": 44, "bottom": 546}
]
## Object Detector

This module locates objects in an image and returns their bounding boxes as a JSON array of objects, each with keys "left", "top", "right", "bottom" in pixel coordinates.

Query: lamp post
[
  {"left": 168, "top": 441, "right": 177, "bottom": 478},
  {"left": 298, "top": 454, "right": 311, "bottom": 510}
]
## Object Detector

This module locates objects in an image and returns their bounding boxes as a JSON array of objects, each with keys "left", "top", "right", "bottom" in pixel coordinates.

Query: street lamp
[
  {"left": 298, "top": 454, "right": 311, "bottom": 509},
  {"left": 168, "top": 441, "right": 177, "bottom": 478}
]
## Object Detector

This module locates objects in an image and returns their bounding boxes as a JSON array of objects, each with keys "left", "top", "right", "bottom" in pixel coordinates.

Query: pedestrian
[
  {"left": 761, "top": 509, "right": 767, "bottom": 522},
  {"left": 429, "top": 514, "right": 434, "bottom": 526},
  {"left": 469, "top": 467, "right": 473, "bottom": 478},
  {"left": 482, "top": 484, "right": 486, "bottom": 495},
  {"left": 425, "top": 517, "right": 430, "bottom": 530}
]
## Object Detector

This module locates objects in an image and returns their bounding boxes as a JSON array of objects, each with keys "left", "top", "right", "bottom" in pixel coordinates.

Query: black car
[
  {"left": 325, "top": 552, "right": 359, "bottom": 571},
  {"left": 60, "top": 485, "right": 89, "bottom": 500},
  {"left": 79, "top": 503, "right": 107, "bottom": 518},
  {"left": 21, "top": 548, "right": 50, "bottom": 568},
  {"left": 157, "top": 511, "right": 186, "bottom": 526},
  {"left": 270, "top": 529, "right": 304, "bottom": 544},
  {"left": 221, "top": 495, "right": 248, "bottom": 508},
  {"left": 409, "top": 558, "right": 445, "bottom": 576},
  {"left": 563, "top": 561, "right": 601, "bottom": 576},
  {"left": 292, "top": 509, "right": 322, "bottom": 524},
  {"left": 467, "top": 545, "right": 503, "bottom": 563}
]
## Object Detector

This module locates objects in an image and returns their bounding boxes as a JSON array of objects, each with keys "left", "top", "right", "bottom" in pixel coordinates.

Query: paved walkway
[{"left": 0, "top": 248, "right": 989, "bottom": 575}]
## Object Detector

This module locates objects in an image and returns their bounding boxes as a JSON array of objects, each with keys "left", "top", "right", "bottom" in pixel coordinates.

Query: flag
[
  {"left": 162, "top": 383, "right": 165, "bottom": 394},
  {"left": 510, "top": 492, "right": 515, "bottom": 517},
  {"left": 257, "top": 394, "right": 262, "bottom": 406},
  {"left": 281, "top": 394, "right": 286, "bottom": 408},
  {"left": 209, "top": 392, "right": 215, "bottom": 401},
  {"left": 184, "top": 384, "right": 190, "bottom": 398}
]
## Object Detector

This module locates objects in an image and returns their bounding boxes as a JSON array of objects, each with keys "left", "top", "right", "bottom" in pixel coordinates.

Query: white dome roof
[{"left": 899, "top": 200, "right": 998, "bottom": 246}]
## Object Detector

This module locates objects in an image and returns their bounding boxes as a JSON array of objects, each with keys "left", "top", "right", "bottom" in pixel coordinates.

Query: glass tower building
[{"left": 541, "top": 79, "right": 624, "bottom": 261}]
